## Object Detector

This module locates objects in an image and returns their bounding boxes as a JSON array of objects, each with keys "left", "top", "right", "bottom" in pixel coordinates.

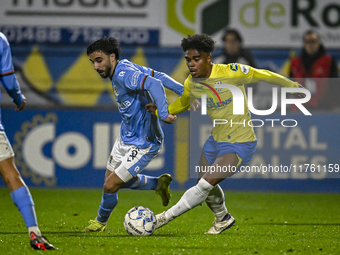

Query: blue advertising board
[
  {"left": 2, "top": 109, "right": 174, "bottom": 188},
  {"left": 1, "top": 109, "right": 339, "bottom": 191}
]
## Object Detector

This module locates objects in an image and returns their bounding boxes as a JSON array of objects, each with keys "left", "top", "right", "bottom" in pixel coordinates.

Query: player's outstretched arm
[
  {"left": 145, "top": 103, "right": 177, "bottom": 124},
  {"left": 153, "top": 70, "right": 184, "bottom": 96},
  {"left": 143, "top": 76, "right": 170, "bottom": 120}
]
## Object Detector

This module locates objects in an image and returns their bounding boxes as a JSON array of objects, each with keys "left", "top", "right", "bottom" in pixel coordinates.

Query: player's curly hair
[
  {"left": 87, "top": 37, "right": 121, "bottom": 59},
  {"left": 181, "top": 34, "right": 215, "bottom": 54}
]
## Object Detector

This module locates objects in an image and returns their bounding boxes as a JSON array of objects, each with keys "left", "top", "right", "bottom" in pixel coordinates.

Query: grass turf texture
[{"left": 0, "top": 188, "right": 339, "bottom": 254}]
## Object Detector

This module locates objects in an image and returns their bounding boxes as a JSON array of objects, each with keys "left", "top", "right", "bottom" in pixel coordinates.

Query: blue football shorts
[{"left": 202, "top": 135, "right": 257, "bottom": 170}]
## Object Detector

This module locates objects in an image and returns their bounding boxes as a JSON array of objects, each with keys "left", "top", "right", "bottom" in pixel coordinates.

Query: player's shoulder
[
  {"left": 0, "top": 32, "right": 9, "bottom": 48},
  {"left": 114, "top": 59, "right": 136, "bottom": 75},
  {"left": 183, "top": 75, "right": 192, "bottom": 88},
  {"left": 117, "top": 59, "right": 149, "bottom": 74},
  {"left": 117, "top": 59, "right": 133, "bottom": 70},
  {"left": 214, "top": 63, "right": 252, "bottom": 78}
]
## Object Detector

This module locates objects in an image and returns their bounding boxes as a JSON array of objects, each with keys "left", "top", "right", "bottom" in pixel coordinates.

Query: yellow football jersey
[{"left": 168, "top": 63, "right": 300, "bottom": 143}]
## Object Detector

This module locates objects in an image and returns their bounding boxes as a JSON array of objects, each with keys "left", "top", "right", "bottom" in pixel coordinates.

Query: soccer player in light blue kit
[
  {"left": 84, "top": 37, "right": 183, "bottom": 232},
  {"left": 0, "top": 32, "right": 55, "bottom": 250}
]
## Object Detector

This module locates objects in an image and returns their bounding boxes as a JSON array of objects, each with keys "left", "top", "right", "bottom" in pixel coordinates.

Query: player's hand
[
  {"left": 16, "top": 95, "right": 26, "bottom": 112},
  {"left": 188, "top": 99, "right": 200, "bottom": 112},
  {"left": 162, "top": 114, "right": 177, "bottom": 124},
  {"left": 145, "top": 103, "right": 157, "bottom": 115},
  {"left": 294, "top": 83, "right": 307, "bottom": 98}
]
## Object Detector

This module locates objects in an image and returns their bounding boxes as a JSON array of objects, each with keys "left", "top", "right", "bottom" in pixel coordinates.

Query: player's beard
[{"left": 98, "top": 66, "right": 111, "bottom": 78}]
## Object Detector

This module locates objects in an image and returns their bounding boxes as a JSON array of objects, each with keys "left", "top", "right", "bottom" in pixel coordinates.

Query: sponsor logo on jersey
[
  {"left": 119, "top": 71, "right": 125, "bottom": 77},
  {"left": 132, "top": 72, "right": 141, "bottom": 87},
  {"left": 113, "top": 86, "right": 119, "bottom": 96},
  {"left": 240, "top": 64, "right": 249, "bottom": 75},
  {"left": 117, "top": 100, "right": 131, "bottom": 109},
  {"left": 207, "top": 97, "right": 232, "bottom": 109},
  {"left": 230, "top": 64, "right": 238, "bottom": 72}
]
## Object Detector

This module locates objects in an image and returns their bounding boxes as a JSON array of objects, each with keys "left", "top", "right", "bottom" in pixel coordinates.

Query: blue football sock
[
  {"left": 10, "top": 186, "right": 38, "bottom": 228},
  {"left": 96, "top": 192, "right": 118, "bottom": 223},
  {"left": 122, "top": 174, "right": 158, "bottom": 190}
]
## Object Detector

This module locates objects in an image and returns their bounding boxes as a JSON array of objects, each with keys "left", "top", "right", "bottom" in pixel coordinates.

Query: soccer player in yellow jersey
[{"left": 148, "top": 34, "right": 306, "bottom": 234}]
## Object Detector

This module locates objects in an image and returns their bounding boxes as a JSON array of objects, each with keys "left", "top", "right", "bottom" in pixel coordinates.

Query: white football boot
[
  {"left": 155, "top": 211, "right": 171, "bottom": 229},
  {"left": 205, "top": 213, "right": 235, "bottom": 234}
]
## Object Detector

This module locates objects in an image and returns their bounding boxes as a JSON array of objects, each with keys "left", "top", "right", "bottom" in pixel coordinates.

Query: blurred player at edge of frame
[
  {"left": 146, "top": 34, "right": 308, "bottom": 234},
  {"left": 0, "top": 32, "right": 55, "bottom": 250},
  {"left": 84, "top": 37, "right": 183, "bottom": 232}
]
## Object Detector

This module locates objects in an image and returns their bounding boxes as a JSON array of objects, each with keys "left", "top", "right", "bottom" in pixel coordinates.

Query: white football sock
[
  {"left": 167, "top": 178, "right": 214, "bottom": 219},
  {"left": 205, "top": 184, "right": 228, "bottom": 222},
  {"left": 28, "top": 226, "right": 41, "bottom": 236}
]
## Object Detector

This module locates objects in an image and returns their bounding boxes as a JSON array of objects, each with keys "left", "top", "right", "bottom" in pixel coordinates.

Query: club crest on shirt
[{"left": 230, "top": 64, "right": 238, "bottom": 72}]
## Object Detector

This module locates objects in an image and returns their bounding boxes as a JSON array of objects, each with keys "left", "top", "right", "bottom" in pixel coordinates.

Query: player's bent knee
[{"left": 103, "top": 179, "right": 121, "bottom": 194}]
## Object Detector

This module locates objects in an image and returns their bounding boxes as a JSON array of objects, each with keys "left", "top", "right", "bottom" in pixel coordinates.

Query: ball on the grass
[{"left": 124, "top": 206, "right": 157, "bottom": 236}]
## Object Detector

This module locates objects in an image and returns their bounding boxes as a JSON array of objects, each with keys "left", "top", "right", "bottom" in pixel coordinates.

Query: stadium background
[{"left": 1, "top": 0, "right": 339, "bottom": 191}]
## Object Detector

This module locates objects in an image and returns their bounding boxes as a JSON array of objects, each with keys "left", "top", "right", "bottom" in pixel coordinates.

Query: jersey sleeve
[
  {"left": 116, "top": 68, "right": 169, "bottom": 119},
  {"left": 0, "top": 37, "right": 15, "bottom": 75},
  {"left": 153, "top": 70, "right": 184, "bottom": 96},
  {"left": 167, "top": 77, "right": 191, "bottom": 115},
  {"left": 142, "top": 76, "right": 169, "bottom": 120},
  {"left": 0, "top": 35, "right": 24, "bottom": 106},
  {"left": 225, "top": 63, "right": 299, "bottom": 88},
  {"left": 249, "top": 67, "right": 300, "bottom": 88},
  {"left": 130, "top": 61, "right": 184, "bottom": 96}
]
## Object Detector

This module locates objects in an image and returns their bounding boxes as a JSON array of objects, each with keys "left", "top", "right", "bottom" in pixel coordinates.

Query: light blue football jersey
[
  {"left": 111, "top": 59, "right": 183, "bottom": 148},
  {"left": 0, "top": 32, "right": 24, "bottom": 130}
]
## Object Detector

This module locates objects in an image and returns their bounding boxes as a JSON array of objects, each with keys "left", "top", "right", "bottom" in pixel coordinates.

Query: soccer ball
[{"left": 124, "top": 206, "right": 157, "bottom": 236}]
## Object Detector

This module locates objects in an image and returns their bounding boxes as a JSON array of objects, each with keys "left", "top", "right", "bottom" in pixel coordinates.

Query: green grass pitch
[{"left": 0, "top": 188, "right": 339, "bottom": 254}]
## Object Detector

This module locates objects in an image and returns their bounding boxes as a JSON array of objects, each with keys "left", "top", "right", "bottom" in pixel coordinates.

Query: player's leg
[
  {"left": 196, "top": 137, "right": 230, "bottom": 224},
  {"left": 84, "top": 167, "right": 126, "bottom": 232},
  {"left": 105, "top": 136, "right": 171, "bottom": 200},
  {"left": 204, "top": 141, "right": 257, "bottom": 234},
  {"left": 84, "top": 141, "right": 170, "bottom": 232},
  {"left": 156, "top": 152, "right": 237, "bottom": 229},
  {"left": 202, "top": 153, "right": 238, "bottom": 234},
  {"left": 0, "top": 132, "right": 54, "bottom": 250},
  {"left": 122, "top": 173, "right": 172, "bottom": 206},
  {"left": 84, "top": 136, "right": 126, "bottom": 232},
  {"left": 0, "top": 157, "right": 39, "bottom": 233},
  {"left": 197, "top": 151, "right": 229, "bottom": 222},
  {"left": 119, "top": 143, "right": 172, "bottom": 206}
]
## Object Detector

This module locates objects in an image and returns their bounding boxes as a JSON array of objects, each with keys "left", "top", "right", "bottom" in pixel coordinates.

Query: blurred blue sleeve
[
  {"left": 143, "top": 76, "right": 169, "bottom": 120},
  {"left": 153, "top": 70, "right": 184, "bottom": 96},
  {"left": 0, "top": 73, "right": 24, "bottom": 106}
]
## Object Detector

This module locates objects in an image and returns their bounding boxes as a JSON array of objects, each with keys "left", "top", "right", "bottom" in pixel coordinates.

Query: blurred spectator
[
  {"left": 289, "top": 30, "right": 339, "bottom": 111},
  {"left": 215, "top": 28, "right": 258, "bottom": 94}
]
